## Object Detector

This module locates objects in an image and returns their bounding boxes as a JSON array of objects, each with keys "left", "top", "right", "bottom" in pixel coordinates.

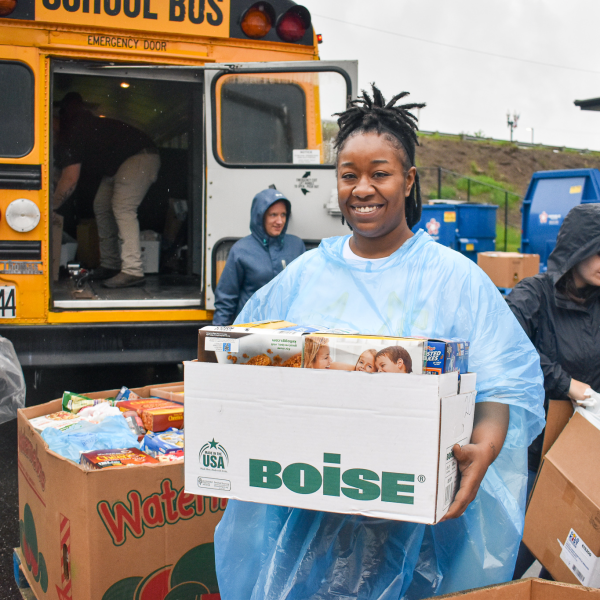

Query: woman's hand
[
  {"left": 441, "top": 402, "right": 510, "bottom": 521},
  {"left": 568, "top": 378, "right": 591, "bottom": 407}
]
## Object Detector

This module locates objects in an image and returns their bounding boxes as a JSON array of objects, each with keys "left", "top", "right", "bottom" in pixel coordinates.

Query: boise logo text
[
  {"left": 250, "top": 453, "right": 415, "bottom": 504},
  {"left": 200, "top": 438, "right": 229, "bottom": 470}
]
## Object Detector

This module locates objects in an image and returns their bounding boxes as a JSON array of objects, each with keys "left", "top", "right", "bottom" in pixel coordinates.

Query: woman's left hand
[
  {"left": 440, "top": 402, "right": 510, "bottom": 522},
  {"left": 440, "top": 441, "right": 495, "bottom": 520}
]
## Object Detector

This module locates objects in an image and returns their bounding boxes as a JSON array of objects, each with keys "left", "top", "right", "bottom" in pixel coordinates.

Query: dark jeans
[{"left": 512, "top": 469, "right": 554, "bottom": 580}]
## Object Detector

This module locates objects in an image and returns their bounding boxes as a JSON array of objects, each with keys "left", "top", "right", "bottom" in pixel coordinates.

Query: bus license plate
[{"left": 0, "top": 286, "right": 16, "bottom": 318}]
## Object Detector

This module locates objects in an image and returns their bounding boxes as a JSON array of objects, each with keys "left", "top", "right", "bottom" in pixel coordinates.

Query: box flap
[
  {"left": 546, "top": 412, "right": 600, "bottom": 505},
  {"left": 542, "top": 400, "right": 574, "bottom": 458},
  {"left": 459, "top": 373, "right": 477, "bottom": 394}
]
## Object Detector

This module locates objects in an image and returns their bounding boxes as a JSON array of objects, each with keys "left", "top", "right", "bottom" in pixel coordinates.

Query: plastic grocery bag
[
  {"left": 214, "top": 231, "right": 546, "bottom": 600},
  {"left": 0, "top": 336, "right": 25, "bottom": 425},
  {"left": 41, "top": 415, "right": 140, "bottom": 463}
]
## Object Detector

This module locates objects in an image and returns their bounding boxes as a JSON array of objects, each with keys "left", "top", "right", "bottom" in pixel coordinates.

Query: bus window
[
  {"left": 214, "top": 70, "right": 349, "bottom": 167},
  {"left": 0, "top": 61, "right": 34, "bottom": 158},
  {"left": 51, "top": 62, "right": 204, "bottom": 309}
]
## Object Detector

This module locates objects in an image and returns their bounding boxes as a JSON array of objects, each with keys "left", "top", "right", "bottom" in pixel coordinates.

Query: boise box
[
  {"left": 523, "top": 411, "right": 600, "bottom": 587},
  {"left": 477, "top": 252, "right": 540, "bottom": 288},
  {"left": 433, "top": 577, "right": 600, "bottom": 599},
  {"left": 17, "top": 384, "right": 224, "bottom": 600},
  {"left": 184, "top": 362, "right": 476, "bottom": 524}
]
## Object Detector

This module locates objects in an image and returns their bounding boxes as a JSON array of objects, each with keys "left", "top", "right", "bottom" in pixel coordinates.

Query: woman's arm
[{"left": 440, "top": 401, "right": 510, "bottom": 521}]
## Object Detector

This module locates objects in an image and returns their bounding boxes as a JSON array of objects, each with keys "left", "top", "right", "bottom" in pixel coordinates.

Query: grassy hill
[{"left": 415, "top": 133, "right": 600, "bottom": 250}]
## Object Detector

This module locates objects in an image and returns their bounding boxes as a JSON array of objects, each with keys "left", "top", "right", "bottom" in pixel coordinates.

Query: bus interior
[{"left": 51, "top": 60, "right": 204, "bottom": 309}]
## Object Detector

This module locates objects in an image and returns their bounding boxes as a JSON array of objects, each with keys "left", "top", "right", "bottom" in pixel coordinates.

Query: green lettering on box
[{"left": 249, "top": 459, "right": 282, "bottom": 489}]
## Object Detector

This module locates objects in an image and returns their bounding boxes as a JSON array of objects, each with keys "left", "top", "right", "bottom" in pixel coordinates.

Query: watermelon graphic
[
  {"left": 19, "top": 504, "right": 49, "bottom": 593},
  {"left": 102, "top": 543, "right": 219, "bottom": 600}
]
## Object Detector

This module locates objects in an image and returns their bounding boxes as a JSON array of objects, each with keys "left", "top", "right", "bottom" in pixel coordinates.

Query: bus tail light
[
  {"left": 276, "top": 5, "right": 311, "bottom": 43},
  {"left": 0, "top": 0, "right": 17, "bottom": 17},
  {"left": 241, "top": 2, "right": 275, "bottom": 39}
]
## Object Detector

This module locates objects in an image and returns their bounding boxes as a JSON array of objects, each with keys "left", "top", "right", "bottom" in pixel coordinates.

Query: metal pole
[
  {"left": 467, "top": 179, "right": 471, "bottom": 203},
  {"left": 504, "top": 192, "right": 508, "bottom": 252},
  {"left": 437, "top": 167, "right": 442, "bottom": 199}
]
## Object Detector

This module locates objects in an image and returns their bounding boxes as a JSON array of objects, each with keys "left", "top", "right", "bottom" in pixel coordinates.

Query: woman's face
[
  {"left": 337, "top": 132, "right": 416, "bottom": 242},
  {"left": 312, "top": 345, "right": 332, "bottom": 369},
  {"left": 375, "top": 355, "right": 406, "bottom": 373},
  {"left": 355, "top": 351, "right": 375, "bottom": 372},
  {"left": 574, "top": 253, "right": 600, "bottom": 288}
]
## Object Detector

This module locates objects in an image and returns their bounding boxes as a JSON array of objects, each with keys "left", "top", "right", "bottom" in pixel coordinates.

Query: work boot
[
  {"left": 102, "top": 272, "right": 146, "bottom": 288},
  {"left": 89, "top": 266, "right": 120, "bottom": 281}
]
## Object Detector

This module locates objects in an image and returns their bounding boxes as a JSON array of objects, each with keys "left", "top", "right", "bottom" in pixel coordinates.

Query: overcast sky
[{"left": 302, "top": 0, "right": 600, "bottom": 150}]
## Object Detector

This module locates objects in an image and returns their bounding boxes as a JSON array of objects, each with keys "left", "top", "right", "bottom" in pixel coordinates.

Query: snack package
[
  {"left": 80, "top": 448, "right": 158, "bottom": 470},
  {"left": 140, "top": 405, "right": 184, "bottom": 432},
  {"left": 141, "top": 428, "right": 184, "bottom": 457},
  {"left": 198, "top": 325, "right": 312, "bottom": 367},
  {"left": 303, "top": 334, "right": 427, "bottom": 374},
  {"left": 30, "top": 411, "right": 87, "bottom": 433},
  {"left": 425, "top": 340, "right": 470, "bottom": 375},
  {"left": 115, "top": 386, "right": 142, "bottom": 402},
  {"left": 157, "top": 450, "right": 184, "bottom": 462},
  {"left": 122, "top": 410, "right": 146, "bottom": 440},
  {"left": 62, "top": 391, "right": 116, "bottom": 414},
  {"left": 116, "top": 398, "right": 177, "bottom": 415}
]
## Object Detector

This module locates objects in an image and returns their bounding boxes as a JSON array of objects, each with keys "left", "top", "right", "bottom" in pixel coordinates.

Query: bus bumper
[{"left": 0, "top": 322, "right": 209, "bottom": 367}]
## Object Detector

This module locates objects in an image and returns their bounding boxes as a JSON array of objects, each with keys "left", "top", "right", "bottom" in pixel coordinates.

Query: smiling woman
[{"left": 213, "top": 85, "right": 545, "bottom": 600}]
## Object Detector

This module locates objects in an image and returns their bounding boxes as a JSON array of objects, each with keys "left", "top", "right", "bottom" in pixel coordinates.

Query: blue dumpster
[
  {"left": 413, "top": 202, "right": 497, "bottom": 261},
  {"left": 413, "top": 204, "right": 458, "bottom": 249},
  {"left": 521, "top": 169, "right": 600, "bottom": 271}
]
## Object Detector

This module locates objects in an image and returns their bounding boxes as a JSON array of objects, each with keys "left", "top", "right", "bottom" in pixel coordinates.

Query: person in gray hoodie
[{"left": 213, "top": 189, "right": 306, "bottom": 325}]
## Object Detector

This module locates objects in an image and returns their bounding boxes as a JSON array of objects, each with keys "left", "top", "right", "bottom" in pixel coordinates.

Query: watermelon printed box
[{"left": 17, "top": 384, "right": 224, "bottom": 600}]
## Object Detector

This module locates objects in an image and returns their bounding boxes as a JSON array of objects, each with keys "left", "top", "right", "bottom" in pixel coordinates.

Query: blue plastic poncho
[{"left": 214, "top": 231, "right": 545, "bottom": 600}]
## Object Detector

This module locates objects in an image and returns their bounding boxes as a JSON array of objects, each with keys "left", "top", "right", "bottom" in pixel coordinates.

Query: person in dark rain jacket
[
  {"left": 212, "top": 189, "right": 306, "bottom": 325},
  {"left": 508, "top": 202, "right": 600, "bottom": 578}
]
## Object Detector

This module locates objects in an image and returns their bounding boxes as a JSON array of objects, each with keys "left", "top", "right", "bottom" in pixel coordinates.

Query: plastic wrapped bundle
[
  {"left": 214, "top": 231, "right": 546, "bottom": 600},
  {"left": 0, "top": 335, "right": 25, "bottom": 425}
]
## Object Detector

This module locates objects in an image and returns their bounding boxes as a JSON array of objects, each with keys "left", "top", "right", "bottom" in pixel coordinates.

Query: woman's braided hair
[{"left": 334, "top": 84, "right": 426, "bottom": 229}]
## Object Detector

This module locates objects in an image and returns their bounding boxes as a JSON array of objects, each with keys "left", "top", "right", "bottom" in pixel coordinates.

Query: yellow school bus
[{"left": 0, "top": 0, "right": 356, "bottom": 367}]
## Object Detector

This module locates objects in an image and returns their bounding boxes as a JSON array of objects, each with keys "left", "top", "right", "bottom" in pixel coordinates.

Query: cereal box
[
  {"left": 140, "top": 405, "right": 184, "bottom": 432},
  {"left": 80, "top": 448, "right": 159, "bottom": 470},
  {"left": 425, "top": 340, "right": 470, "bottom": 375}
]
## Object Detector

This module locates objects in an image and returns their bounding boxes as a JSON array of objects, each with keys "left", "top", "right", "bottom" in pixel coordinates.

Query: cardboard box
[
  {"left": 434, "top": 577, "right": 600, "bottom": 598},
  {"left": 541, "top": 400, "right": 574, "bottom": 458},
  {"left": 198, "top": 326, "right": 309, "bottom": 367},
  {"left": 76, "top": 218, "right": 100, "bottom": 269},
  {"left": 140, "top": 240, "right": 160, "bottom": 273},
  {"left": 425, "top": 339, "right": 470, "bottom": 375},
  {"left": 184, "top": 362, "right": 477, "bottom": 524},
  {"left": 17, "top": 384, "right": 224, "bottom": 600},
  {"left": 523, "top": 412, "right": 600, "bottom": 587},
  {"left": 150, "top": 383, "right": 185, "bottom": 404},
  {"left": 477, "top": 252, "right": 540, "bottom": 288}
]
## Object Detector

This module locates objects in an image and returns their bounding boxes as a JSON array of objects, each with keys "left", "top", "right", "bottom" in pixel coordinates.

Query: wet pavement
[{"left": 0, "top": 363, "right": 181, "bottom": 598}]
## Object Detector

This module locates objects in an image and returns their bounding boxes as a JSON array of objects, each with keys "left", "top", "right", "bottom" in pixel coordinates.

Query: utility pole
[{"left": 507, "top": 111, "right": 519, "bottom": 142}]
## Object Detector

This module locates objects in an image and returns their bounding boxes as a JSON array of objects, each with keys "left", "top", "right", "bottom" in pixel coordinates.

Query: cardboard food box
[
  {"left": 523, "top": 411, "right": 600, "bottom": 587},
  {"left": 150, "top": 383, "right": 185, "bottom": 404},
  {"left": 198, "top": 325, "right": 312, "bottom": 367},
  {"left": 184, "top": 362, "right": 477, "bottom": 524},
  {"left": 17, "top": 384, "right": 224, "bottom": 600},
  {"left": 304, "top": 333, "right": 427, "bottom": 374},
  {"left": 433, "top": 577, "right": 600, "bottom": 599},
  {"left": 477, "top": 252, "right": 540, "bottom": 288},
  {"left": 140, "top": 404, "right": 184, "bottom": 432},
  {"left": 425, "top": 339, "right": 470, "bottom": 375}
]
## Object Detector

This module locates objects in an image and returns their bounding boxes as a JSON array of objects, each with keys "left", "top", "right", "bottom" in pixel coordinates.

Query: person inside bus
[
  {"left": 53, "top": 92, "right": 160, "bottom": 289},
  {"left": 212, "top": 188, "right": 305, "bottom": 325},
  {"left": 508, "top": 203, "right": 600, "bottom": 580},
  {"left": 213, "top": 85, "right": 545, "bottom": 599}
]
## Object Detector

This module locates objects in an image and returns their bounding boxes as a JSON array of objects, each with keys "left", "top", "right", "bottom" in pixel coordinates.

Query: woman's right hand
[{"left": 568, "top": 378, "right": 591, "bottom": 406}]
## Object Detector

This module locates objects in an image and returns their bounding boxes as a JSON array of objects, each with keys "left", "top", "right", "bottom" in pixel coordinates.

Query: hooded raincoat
[
  {"left": 507, "top": 203, "right": 600, "bottom": 471},
  {"left": 214, "top": 230, "right": 545, "bottom": 600},
  {"left": 213, "top": 189, "right": 306, "bottom": 325}
]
